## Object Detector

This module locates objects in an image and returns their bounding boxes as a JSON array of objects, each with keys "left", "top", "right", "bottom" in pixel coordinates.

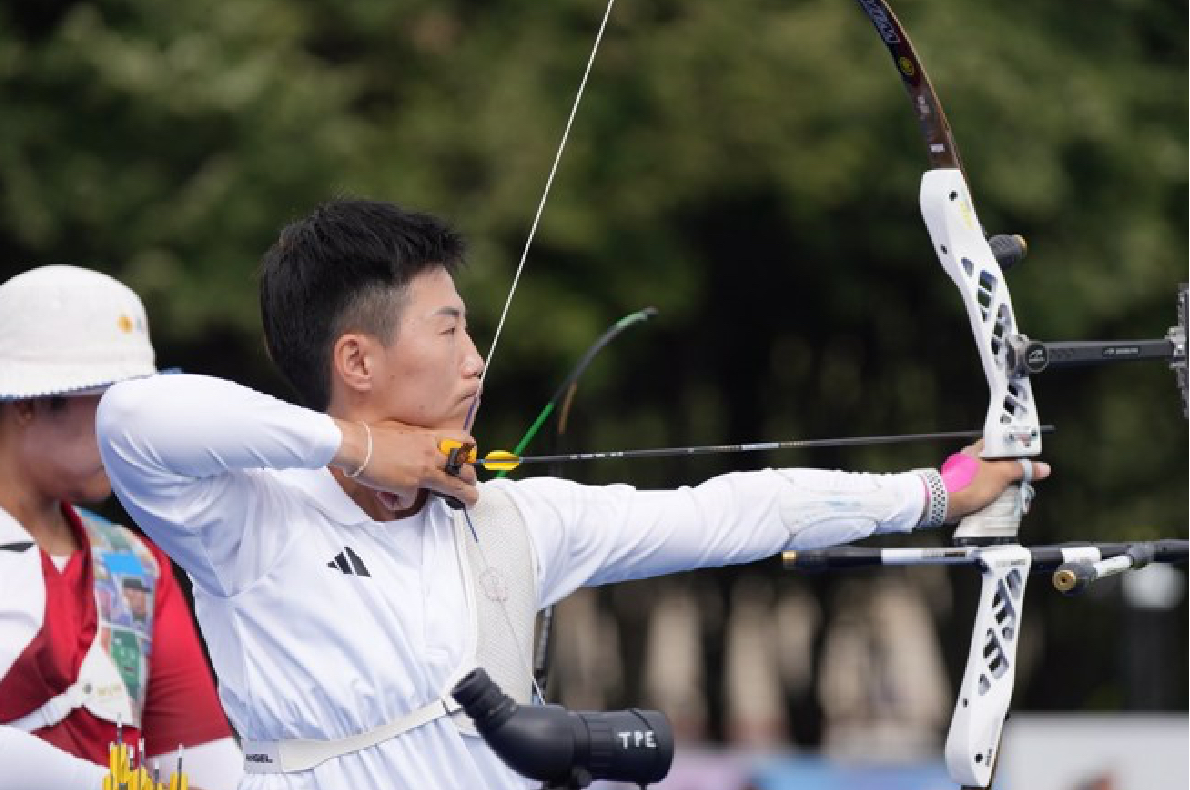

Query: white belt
[{"left": 241, "top": 697, "right": 461, "bottom": 773}]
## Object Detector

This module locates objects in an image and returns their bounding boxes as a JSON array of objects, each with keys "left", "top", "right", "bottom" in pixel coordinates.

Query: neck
[
  {"left": 0, "top": 419, "right": 80, "bottom": 557},
  {"left": 0, "top": 475, "right": 76, "bottom": 556},
  {"left": 324, "top": 400, "right": 435, "bottom": 521},
  {"left": 330, "top": 466, "right": 429, "bottom": 521}
]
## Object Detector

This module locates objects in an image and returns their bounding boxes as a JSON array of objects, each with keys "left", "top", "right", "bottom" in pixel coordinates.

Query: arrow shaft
[{"left": 477, "top": 425, "right": 1055, "bottom": 468}]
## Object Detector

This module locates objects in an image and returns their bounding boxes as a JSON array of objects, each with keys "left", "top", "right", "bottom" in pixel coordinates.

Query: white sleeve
[
  {"left": 0, "top": 725, "right": 107, "bottom": 790},
  {"left": 500, "top": 467, "right": 926, "bottom": 608},
  {"left": 97, "top": 374, "right": 342, "bottom": 597},
  {"left": 148, "top": 737, "right": 242, "bottom": 790}
]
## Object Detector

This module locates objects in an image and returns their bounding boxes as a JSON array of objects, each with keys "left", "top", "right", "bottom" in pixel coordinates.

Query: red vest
[{"left": 0, "top": 505, "right": 230, "bottom": 764}]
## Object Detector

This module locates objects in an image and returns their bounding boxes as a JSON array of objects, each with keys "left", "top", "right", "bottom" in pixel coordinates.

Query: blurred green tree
[{"left": 1, "top": 0, "right": 1184, "bottom": 724}]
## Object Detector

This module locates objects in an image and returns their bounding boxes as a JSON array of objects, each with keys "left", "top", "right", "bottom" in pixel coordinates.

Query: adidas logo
[{"left": 327, "top": 546, "right": 371, "bottom": 577}]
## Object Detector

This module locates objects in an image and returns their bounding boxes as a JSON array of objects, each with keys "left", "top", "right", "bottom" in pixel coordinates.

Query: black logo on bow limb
[
  {"left": 327, "top": 546, "right": 371, "bottom": 577},
  {"left": 857, "top": 0, "right": 901, "bottom": 44}
]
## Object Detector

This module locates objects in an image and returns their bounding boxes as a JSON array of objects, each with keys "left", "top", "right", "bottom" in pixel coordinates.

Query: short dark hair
[{"left": 259, "top": 199, "right": 466, "bottom": 410}]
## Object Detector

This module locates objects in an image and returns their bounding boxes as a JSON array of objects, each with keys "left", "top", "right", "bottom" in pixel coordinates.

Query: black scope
[{"left": 451, "top": 668, "right": 674, "bottom": 789}]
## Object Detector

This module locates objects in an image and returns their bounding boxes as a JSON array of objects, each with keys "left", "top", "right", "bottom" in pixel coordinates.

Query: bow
[
  {"left": 854, "top": 2, "right": 1041, "bottom": 785},
  {"left": 506, "top": 306, "right": 661, "bottom": 692},
  {"left": 466, "top": 0, "right": 1037, "bottom": 768},
  {"left": 843, "top": 3, "right": 1190, "bottom": 787},
  {"left": 464, "top": 3, "right": 1181, "bottom": 787}
]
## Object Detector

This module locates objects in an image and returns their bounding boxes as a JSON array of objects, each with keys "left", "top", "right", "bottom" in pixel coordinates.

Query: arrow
[{"left": 440, "top": 425, "right": 1055, "bottom": 473}]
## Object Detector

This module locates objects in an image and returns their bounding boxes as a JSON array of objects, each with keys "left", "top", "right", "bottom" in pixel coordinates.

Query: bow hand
[{"left": 942, "top": 441, "right": 1052, "bottom": 528}]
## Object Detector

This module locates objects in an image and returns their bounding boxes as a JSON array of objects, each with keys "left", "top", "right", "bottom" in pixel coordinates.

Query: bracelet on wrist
[
  {"left": 344, "top": 422, "right": 373, "bottom": 479},
  {"left": 915, "top": 468, "right": 948, "bottom": 529}
]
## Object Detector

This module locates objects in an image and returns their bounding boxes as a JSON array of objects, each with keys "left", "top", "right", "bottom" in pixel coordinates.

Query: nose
[{"left": 462, "top": 334, "right": 485, "bottom": 379}]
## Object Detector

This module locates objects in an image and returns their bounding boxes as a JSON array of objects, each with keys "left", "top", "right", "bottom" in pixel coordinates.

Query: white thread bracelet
[{"left": 345, "top": 423, "right": 373, "bottom": 479}]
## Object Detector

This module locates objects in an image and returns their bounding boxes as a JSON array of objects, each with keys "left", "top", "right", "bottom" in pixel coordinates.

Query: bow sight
[{"left": 1005, "top": 283, "right": 1189, "bottom": 416}]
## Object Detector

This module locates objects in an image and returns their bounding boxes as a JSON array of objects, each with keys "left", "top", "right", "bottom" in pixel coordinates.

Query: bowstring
[
  {"left": 475, "top": 0, "right": 620, "bottom": 400},
  {"left": 464, "top": 0, "right": 621, "bottom": 707}
]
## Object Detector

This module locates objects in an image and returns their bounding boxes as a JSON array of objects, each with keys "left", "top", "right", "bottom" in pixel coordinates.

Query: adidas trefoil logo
[{"left": 327, "top": 546, "right": 371, "bottom": 577}]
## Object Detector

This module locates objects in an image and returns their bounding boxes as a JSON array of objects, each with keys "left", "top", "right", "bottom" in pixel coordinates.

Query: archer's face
[
  {"left": 373, "top": 267, "right": 484, "bottom": 430},
  {"left": 17, "top": 395, "right": 112, "bottom": 503}
]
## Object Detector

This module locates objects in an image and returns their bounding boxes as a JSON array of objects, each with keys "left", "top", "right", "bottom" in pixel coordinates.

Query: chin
[
  {"left": 71, "top": 488, "right": 114, "bottom": 506},
  {"left": 67, "top": 473, "right": 114, "bottom": 505},
  {"left": 429, "top": 412, "right": 468, "bottom": 431}
]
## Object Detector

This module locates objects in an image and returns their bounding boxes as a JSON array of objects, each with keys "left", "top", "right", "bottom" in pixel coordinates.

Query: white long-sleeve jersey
[{"left": 97, "top": 374, "right": 926, "bottom": 789}]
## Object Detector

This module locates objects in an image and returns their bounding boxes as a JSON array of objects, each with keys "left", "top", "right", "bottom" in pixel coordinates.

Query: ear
[{"left": 330, "top": 333, "right": 380, "bottom": 396}]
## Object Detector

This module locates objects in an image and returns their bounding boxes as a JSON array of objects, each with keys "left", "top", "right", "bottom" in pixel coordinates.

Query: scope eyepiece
[{"left": 451, "top": 668, "right": 674, "bottom": 788}]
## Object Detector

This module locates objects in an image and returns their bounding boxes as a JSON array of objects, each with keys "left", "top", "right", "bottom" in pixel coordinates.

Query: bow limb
[
  {"left": 506, "top": 306, "right": 660, "bottom": 691},
  {"left": 857, "top": 2, "right": 1040, "bottom": 787}
]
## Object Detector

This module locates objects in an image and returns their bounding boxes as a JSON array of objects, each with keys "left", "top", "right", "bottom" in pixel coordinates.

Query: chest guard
[{"left": 448, "top": 484, "right": 539, "bottom": 735}]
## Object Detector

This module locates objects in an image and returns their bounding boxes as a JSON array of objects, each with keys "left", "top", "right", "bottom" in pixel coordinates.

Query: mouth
[{"left": 457, "top": 390, "right": 482, "bottom": 428}]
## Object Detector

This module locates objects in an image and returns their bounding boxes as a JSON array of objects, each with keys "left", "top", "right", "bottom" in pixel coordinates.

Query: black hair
[{"left": 259, "top": 199, "right": 466, "bottom": 410}]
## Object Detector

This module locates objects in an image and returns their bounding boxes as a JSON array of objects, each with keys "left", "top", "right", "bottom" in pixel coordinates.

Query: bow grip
[{"left": 952, "top": 482, "right": 1033, "bottom": 545}]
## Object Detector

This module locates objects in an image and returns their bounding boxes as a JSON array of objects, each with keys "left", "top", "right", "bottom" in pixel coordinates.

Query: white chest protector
[
  {"left": 1, "top": 509, "right": 160, "bottom": 733},
  {"left": 242, "top": 485, "right": 540, "bottom": 773}
]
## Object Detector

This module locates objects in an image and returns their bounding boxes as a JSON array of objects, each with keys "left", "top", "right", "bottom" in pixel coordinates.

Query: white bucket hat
[{"left": 0, "top": 265, "right": 156, "bottom": 400}]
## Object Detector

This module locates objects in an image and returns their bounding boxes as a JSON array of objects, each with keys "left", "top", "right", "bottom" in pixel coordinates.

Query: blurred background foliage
[{"left": 1, "top": 0, "right": 1185, "bottom": 724}]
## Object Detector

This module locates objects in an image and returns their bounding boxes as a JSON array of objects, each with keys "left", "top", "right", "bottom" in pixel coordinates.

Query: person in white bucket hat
[{"left": 0, "top": 265, "right": 242, "bottom": 789}]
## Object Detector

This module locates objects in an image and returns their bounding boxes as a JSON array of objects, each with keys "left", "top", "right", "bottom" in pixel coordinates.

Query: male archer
[{"left": 97, "top": 198, "right": 1047, "bottom": 789}]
